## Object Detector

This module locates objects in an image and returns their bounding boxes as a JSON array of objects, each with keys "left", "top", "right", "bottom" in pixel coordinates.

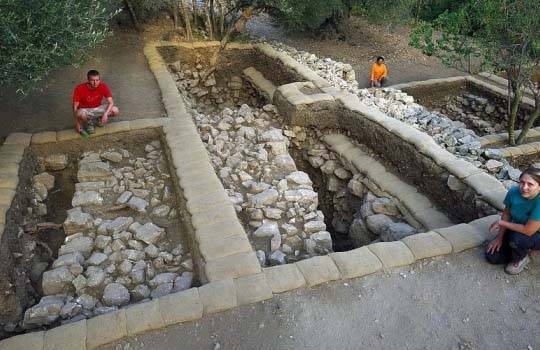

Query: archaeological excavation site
[{"left": 1, "top": 39, "right": 531, "bottom": 349}]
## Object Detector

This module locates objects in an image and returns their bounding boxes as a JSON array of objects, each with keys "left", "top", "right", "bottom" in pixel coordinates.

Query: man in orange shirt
[{"left": 370, "top": 56, "right": 388, "bottom": 87}]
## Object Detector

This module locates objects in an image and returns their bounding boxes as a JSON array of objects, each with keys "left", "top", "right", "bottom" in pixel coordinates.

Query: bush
[{"left": 0, "top": 0, "right": 118, "bottom": 94}]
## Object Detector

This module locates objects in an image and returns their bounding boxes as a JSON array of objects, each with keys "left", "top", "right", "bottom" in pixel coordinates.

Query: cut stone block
[
  {"left": 4, "top": 132, "right": 32, "bottom": 146},
  {"left": 129, "top": 118, "right": 166, "bottom": 130},
  {"left": 435, "top": 223, "right": 486, "bottom": 253},
  {"left": 86, "top": 309, "right": 127, "bottom": 350},
  {"left": 295, "top": 256, "right": 340, "bottom": 287},
  {"left": 367, "top": 241, "right": 415, "bottom": 268},
  {"left": 263, "top": 264, "right": 306, "bottom": 294},
  {"left": 329, "top": 246, "right": 382, "bottom": 279},
  {"left": 56, "top": 129, "right": 80, "bottom": 142},
  {"left": 401, "top": 231, "right": 452, "bottom": 260},
  {"left": 44, "top": 319, "right": 86, "bottom": 350},
  {"left": 31, "top": 131, "right": 58, "bottom": 144},
  {"left": 0, "top": 331, "right": 44, "bottom": 350},
  {"left": 199, "top": 235, "right": 252, "bottom": 262},
  {"left": 195, "top": 219, "right": 246, "bottom": 243},
  {"left": 125, "top": 299, "right": 164, "bottom": 335},
  {"left": 204, "top": 252, "right": 261, "bottom": 281},
  {"left": 92, "top": 121, "right": 131, "bottom": 136},
  {"left": 198, "top": 279, "right": 238, "bottom": 315},
  {"left": 0, "top": 189, "right": 16, "bottom": 207},
  {"left": 191, "top": 204, "right": 238, "bottom": 230},
  {"left": 0, "top": 175, "right": 18, "bottom": 190},
  {"left": 468, "top": 215, "right": 499, "bottom": 240},
  {"left": 185, "top": 190, "right": 231, "bottom": 214},
  {"left": 0, "top": 163, "right": 19, "bottom": 177},
  {"left": 234, "top": 273, "right": 273, "bottom": 306},
  {"left": 159, "top": 288, "right": 203, "bottom": 325}
]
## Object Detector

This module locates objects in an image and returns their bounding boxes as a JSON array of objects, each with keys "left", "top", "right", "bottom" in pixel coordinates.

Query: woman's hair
[
  {"left": 520, "top": 166, "right": 540, "bottom": 184},
  {"left": 376, "top": 56, "right": 385, "bottom": 62}
]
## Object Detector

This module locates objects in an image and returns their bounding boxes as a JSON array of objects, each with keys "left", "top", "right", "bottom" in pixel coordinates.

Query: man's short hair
[{"left": 87, "top": 69, "right": 100, "bottom": 78}]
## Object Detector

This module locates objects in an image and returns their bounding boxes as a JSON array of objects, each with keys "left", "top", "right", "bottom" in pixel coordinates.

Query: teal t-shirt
[{"left": 503, "top": 186, "right": 540, "bottom": 224}]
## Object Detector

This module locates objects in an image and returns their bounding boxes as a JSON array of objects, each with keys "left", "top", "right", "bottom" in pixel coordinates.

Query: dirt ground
[
  {"left": 247, "top": 15, "right": 465, "bottom": 88},
  {"left": 102, "top": 247, "right": 540, "bottom": 350},
  {"left": 0, "top": 29, "right": 165, "bottom": 139}
]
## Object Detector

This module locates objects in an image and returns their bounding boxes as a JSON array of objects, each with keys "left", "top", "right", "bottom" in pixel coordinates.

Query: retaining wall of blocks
[{"left": 0, "top": 40, "right": 505, "bottom": 349}]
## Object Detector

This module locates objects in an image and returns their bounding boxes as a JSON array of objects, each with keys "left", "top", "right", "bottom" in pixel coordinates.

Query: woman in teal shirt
[{"left": 486, "top": 167, "right": 540, "bottom": 274}]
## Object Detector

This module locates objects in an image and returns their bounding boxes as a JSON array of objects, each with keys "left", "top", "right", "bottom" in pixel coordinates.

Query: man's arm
[
  {"left": 102, "top": 97, "right": 114, "bottom": 118},
  {"left": 382, "top": 65, "right": 388, "bottom": 78},
  {"left": 73, "top": 101, "right": 80, "bottom": 117}
]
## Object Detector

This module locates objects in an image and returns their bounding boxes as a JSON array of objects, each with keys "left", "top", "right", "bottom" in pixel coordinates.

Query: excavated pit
[{"left": 0, "top": 129, "right": 197, "bottom": 338}]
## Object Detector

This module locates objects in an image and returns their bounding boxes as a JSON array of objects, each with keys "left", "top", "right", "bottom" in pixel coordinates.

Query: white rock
[
  {"left": 173, "top": 272, "right": 193, "bottom": 292},
  {"left": 249, "top": 189, "right": 279, "bottom": 208},
  {"left": 286, "top": 171, "right": 312, "bottom": 186},
  {"left": 127, "top": 196, "right": 149, "bottom": 212},
  {"left": 149, "top": 272, "right": 177, "bottom": 288},
  {"left": 42, "top": 267, "right": 75, "bottom": 295},
  {"left": 304, "top": 220, "right": 326, "bottom": 233},
  {"left": 253, "top": 221, "right": 280, "bottom": 238},
  {"left": 130, "top": 222, "right": 165, "bottom": 245},
  {"left": 72, "top": 191, "right": 103, "bottom": 207},
  {"left": 103, "top": 283, "right": 130, "bottom": 306},
  {"left": 116, "top": 191, "right": 133, "bottom": 204},
  {"left": 85, "top": 252, "right": 108, "bottom": 266}
]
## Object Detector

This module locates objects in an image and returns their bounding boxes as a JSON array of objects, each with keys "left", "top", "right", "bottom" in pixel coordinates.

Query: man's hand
[
  {"left": 486, "top": 234, "right": 503, "bottom": 254},
  {"left": 101, "top": 112, "right": 109, "bottom": 125}
]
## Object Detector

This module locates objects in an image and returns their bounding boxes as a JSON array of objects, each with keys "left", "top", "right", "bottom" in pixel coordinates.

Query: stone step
[
  {"left": 242, "top": 67, "right": 277, "bottom": 102},
  {"left": 323, "top": 133, "right": 454, "bottom": 230}
]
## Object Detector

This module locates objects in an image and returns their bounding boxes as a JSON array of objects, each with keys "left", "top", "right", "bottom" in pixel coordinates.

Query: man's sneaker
[{"left": 505, "top": 255, "right": 530, "bottom": 275}]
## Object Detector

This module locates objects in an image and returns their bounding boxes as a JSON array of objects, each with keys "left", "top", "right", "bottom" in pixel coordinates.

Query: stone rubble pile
[
  {"left": 285, "top": 126, "right": 419, "bottom": 247},
  {"left": 169, "top": 57, "right": 260, "bottom": 112},
  {"left": 194, "top": 103, "right": 332, "bottom": 266},
  {"left": 268, "top": 41, "right": 523, "bottom": 188},
  {"left": 437, "top": 93, "right": 507, "bottom": 135},
  {"left": 24, "top": 142, "right": 193, "bottom": 328}
]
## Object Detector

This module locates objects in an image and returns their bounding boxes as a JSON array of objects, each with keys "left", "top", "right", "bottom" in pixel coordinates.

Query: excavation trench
[{"left": 0, "top": 129, "right": 197, "bottom": 337}]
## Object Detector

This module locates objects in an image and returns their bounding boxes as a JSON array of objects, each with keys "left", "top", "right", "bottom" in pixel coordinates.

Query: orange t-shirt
[{"left": 370, "top": 63, "right": 388, "bottom": 81}]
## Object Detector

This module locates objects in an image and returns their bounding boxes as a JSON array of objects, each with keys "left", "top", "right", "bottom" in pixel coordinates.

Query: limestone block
[
  {"left": 468, "top": 215, "right": 499, "bottom": 240},
  {"left": 401, "top": 231, "right": 452, "bottom": 260},
  {"left": 92, "top": 121, "right": 131, "bottom": 136},
  {"left": 413, "top": 208, "right": 454, "bottom": 230},
  {"left": 0, "top": 175, "right": 18, "bottom": 190},
  {"left": 44, "top": 319, "right": 86, "bottom": 350},
  {"left": 0, "top": 207, "right": 7, "bottom": 224},
  {"left": 234, "top": 273, "right": 273, "bottom": 306},
  {"left": 204, "top": 252, "right": 261, "bottom": 281},
  {"left": 323, "top": 134, "right": 354, "bottom": 155},
  {"left": 199, "top": 235, "right": 252, "bottom": 262},
  {"left": 190, "top": 204, "right": 238, "bottom": 230},
  {"left": 125, "top": 299, "right": 164, "bottom": 335},
  {"left": 0, "top": 224, "right": 4, "bottom": 240},
  {"left": 0, "top": 189, "right": 16, "bottom": 207},
  {"left": 0, "top": 163, "right": 19, "bottom": 177},
  {"left": 367, "top": 241, "right": 415, "bottom": 268},
  {"left": 0, "top": 331, "right": 44, "bottom": 350},
  {"left": 481, "top": 190, "right": 506, "bottom": 211},
  {"left": 159, "top": 288, "right": 203, "bottom": 325},
  {"left": 435, "top": 223, "right": 485, "bottom": 253},
  {"left": 198, "top": 279, "right": 238, "bottom": 314},
  {"left": 86, "top": 309, "right": 127, "bottom": 350},
  {"left": 0, "top": 152, "right": 22, "bottom": 164},
  {"left": 56, "top": 129, "right": 80, "bottom": 142},
  {"left": 464, "top": 173, "right": 506, "bottom": 195},
  {"left": 329, "top": 246, "right": 382, "bottom": 280},
  {"left": 263, "top": 264, "right": 306, "bottom": 294},
  {"left": 129, "top": 118, "right": 167, "bottom": 130},
  {"left": 186, "top": 190, "right": 230, "bottom": 214},
  {"left": 176, "top": 162, "right": 215, "bottom": 181},
  {"left": 441, "top": 158, "right": 482, "bottom": 179},
  {"left": 31, "top": 132, "right": 57, "bottom": 144},
  {"left": 195, "top": 219, "right": 246, "bottom": 243},
  {"left": 4, "top": 132, "right": 32, "bottom": 146},
  {"left": 295, "top": 256, "right": 340, "bottom": 287},
  {"left": 181, "top": 177, "right": 225, "bottom": 201},
  {"left": 170, "top": 148, "right": 210, "bottom": 168}
]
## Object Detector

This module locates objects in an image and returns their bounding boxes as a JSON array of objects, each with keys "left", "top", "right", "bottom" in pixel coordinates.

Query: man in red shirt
[{"left": 72, "top": 70, "right": 119, "bottom": 134}]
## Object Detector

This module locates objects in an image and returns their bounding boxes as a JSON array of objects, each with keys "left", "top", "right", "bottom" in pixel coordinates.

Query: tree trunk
[
  {"left": 124, "top": 0, "right": 141, "bottom": 32},
  {"left": 191, "top": 0, "right": 199, "bottom": 30},
  {"left": 179, "top": 0, "right": 193, "bottom": 41},
  {"left": 516, "top": 86, "right": 540, "bottom": 145},
  {"left": 204, "top": 0, "right": 214, "bottom": 40},
  {"left": 507, "top": 88, "right": 523, "bottom": 146}
]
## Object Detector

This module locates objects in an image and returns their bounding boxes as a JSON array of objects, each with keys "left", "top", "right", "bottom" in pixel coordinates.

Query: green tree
[
  {"left": 409, "top": 0, "right": 540, "bottom": 145},
  {"left": 0, "top": 0, "right": 118, "bottom": 95}
]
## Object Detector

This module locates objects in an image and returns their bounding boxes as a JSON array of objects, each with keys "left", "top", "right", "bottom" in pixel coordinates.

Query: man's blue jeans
[{"left": 485, "top": 230, "right": 540, "bottom": 264}]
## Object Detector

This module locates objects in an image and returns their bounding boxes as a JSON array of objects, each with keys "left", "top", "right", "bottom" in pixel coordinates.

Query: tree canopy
[{"left": 0, "top": 0, "right": 117, "bottom": 95}]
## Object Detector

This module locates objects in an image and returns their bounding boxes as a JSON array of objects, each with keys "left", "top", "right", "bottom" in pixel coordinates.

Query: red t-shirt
[{"left": 72, "top": 82, "right": 112, "bottom": 108}]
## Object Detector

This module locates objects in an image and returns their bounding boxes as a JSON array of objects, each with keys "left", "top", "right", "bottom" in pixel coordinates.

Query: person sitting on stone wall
[
  {"left": 72, "top": 69, "right": 119, "bottom": 135},
  {"left": 486, "top": 166, "right": 540, "bottom": 274},
  {"left": 370, "top": 56, "right": 388, "bottom": 88}
]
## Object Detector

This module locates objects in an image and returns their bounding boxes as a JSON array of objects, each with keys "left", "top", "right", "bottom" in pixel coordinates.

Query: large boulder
[
  {"left": 380, "top": 222, "right": 417, "bottom": 242},
  {"left": 129, "top": 222, "right": 165, "bottom": 245},
  {"left": 42, "top": 267, "right": 75, "bottom": 295},
  {"left": 77, "top": 161, "right": 113, "bottom": 182},
  {"left": 249, "top": 189, "right": 279, "bottom": 208},
  {"left": 102, "top": 283, "right": 130, "bottom": 306},
  {"left": 365, "top": 214, "right": 394, "bottom": 236},
  {"left": 23, "top": 295, "right": 65, "bottom": 328},
  {"left": 58, "top": 235, "right": 94, "bottom": 257},
  {"left": 63, "top": 207, "right": 93, "bottom": 235}
]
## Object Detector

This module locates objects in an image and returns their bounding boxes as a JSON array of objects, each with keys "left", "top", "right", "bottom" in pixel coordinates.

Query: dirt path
[
  {"left": 247, "top": 15, "right": 465, "bottom": 88},
  {"left": 101, "top": 247, "right": 540, "bottom": 350},
  {"left": 0, "top": 29, "right": 164, "bottom": 139}
]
